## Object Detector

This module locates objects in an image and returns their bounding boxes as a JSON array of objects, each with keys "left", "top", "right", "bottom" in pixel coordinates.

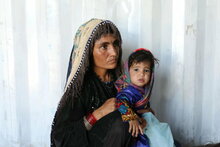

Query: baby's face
[{"left": 129, "top": 61, "right": 151, "bottom": 87}]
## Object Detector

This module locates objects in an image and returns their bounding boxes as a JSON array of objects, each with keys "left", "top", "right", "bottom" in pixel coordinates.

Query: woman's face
[{"left": 93, "top": 34, "right": 120, "bottom": 71}]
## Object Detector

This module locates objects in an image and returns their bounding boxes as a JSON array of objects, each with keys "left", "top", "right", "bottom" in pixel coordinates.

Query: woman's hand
[
  {"left": 129, "top": 119, "right": 143, "bottom": 137},
  {"left": 92, "top": 98, "right": 116, "bottom": 120}
]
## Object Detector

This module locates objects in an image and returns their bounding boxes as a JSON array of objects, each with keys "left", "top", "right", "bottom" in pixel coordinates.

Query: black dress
[{"left": 51, "top": 71, "right": 132, "bottom": 147}]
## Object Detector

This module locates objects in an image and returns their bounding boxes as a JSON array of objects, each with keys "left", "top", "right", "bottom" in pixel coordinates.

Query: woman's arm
[
  {"left": 92, "top": 98, "right": 116, "bottom": 120},
  {"left": 52, "top": 87, "right": 119, "bottom": 146},
  {"left": 84, "top": 97, "right": 116, "bottom": 130}
]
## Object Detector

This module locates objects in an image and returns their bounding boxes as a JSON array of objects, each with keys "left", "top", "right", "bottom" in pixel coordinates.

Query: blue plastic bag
[{"left": 142, "top": 112, "right": 175, "bottom": 147}]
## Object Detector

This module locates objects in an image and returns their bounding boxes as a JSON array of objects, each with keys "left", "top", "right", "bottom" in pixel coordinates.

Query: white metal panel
[{"left": 0, "top": 0, "right": 220, "bottom": 146}]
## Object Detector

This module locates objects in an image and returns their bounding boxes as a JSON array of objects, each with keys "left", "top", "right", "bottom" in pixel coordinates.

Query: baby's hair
[{"left": 128, "top": 49, "right": 159, "bottom": 71}]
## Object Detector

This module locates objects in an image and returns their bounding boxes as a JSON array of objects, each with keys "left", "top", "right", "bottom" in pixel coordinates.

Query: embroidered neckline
[
  {"left": 93, "top": 71, "right": 114, "bottom": 83},
  {"left": 130, "top": 84, "right": 145, "bottom": 95}
]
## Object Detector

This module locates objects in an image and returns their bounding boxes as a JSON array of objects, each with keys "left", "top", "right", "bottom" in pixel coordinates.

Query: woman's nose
[{"left": 108, "top": 45, "right": 117, "bottom": 56}]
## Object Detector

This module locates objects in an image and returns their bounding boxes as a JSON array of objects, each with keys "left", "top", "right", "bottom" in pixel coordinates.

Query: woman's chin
[{"left": 107, "top": 64, "right": 117, "bottom": 69}]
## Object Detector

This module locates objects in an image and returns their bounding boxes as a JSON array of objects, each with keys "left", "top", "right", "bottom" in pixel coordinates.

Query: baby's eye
[
  {"left": 134, "top": 68, "right": 139, "bottom": 71},
  {"left": 144, "top": 69, "right": 151, "bottom": 73}
]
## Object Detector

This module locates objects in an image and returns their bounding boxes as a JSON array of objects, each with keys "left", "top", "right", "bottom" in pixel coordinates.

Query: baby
[{"left": 116, "top": 48, "right": 175, "bottom": 147}]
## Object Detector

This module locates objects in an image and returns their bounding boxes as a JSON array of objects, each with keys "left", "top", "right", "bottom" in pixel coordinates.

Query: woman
[{"left": 50, "top": 18, "right": 133, "bottom": 147}]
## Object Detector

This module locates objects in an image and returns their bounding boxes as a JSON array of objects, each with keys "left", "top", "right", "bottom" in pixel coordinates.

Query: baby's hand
[
  {"left": 128, "top": 119, "right": 143, "bottom": 137},
  {"left": 139, "top": 118, "right": 147, "bottom": 129}
]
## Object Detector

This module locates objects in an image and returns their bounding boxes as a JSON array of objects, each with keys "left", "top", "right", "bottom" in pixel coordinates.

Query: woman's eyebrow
[
  {"left": 96, "top": 39, "right": 118, "bottom": 46},
  {"left": 96, "top": 41, "right": 110, "bottom": 45},
  {"left": 101, "top": 42, "right": 110, "bottom": 45}
]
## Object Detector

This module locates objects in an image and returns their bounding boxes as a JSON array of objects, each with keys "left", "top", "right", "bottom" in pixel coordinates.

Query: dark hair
[
  {"left": 128, "top": 50, "right": 159, "bottom": 71},
  {"left": 89, "top": 21, "right": 123, "bottom": 78}
]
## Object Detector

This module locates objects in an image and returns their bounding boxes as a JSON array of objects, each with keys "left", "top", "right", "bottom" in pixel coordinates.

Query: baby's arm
[
  {"left": 116, "top": 98, "right": 138, "bottom": 121},
  {"left": 137, "top": 107, "right": 155, "bottom": 115},
  {"left": 116, "top": 96, "right": 138, "bottom": 121},
  {"left": 116, "top": 96, "right": 143, "bottom": 136}
]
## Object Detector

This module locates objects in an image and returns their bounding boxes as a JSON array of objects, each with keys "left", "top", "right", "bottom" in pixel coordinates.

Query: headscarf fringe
[{"left": 55, "top": 49, "right": 90, "bottom": 119}]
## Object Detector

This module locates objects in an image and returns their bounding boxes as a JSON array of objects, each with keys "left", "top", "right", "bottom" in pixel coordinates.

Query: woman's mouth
[{"left": 108, "top": 59, "right": 117, "bottom": 64}]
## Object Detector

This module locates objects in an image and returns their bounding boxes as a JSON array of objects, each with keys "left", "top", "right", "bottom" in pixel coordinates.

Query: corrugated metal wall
[{"left": 0, "top": 0, "right": 220, "bottom": 146}]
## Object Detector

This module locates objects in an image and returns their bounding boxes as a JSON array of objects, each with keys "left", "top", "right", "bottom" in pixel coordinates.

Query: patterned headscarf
[
  {"left": 58, "top": 18, "right": 122, "bottom": 111},
  {"left": 115, "top": 48, "right": 155, "bottom": 105}
]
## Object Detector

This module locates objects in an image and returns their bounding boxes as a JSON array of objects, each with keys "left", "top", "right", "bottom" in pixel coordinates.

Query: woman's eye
[
  {"left": 101, "top": 46, "right": 107, "bottom": 49},
  {"left": 113, "top": 41, "right": 119, "bottom": 48},
  {"left": 101, "top": 44, "right": 108, "bottom": 50},
  {"left": 113, "top": 44, "right": 119, "bottom": 49}
]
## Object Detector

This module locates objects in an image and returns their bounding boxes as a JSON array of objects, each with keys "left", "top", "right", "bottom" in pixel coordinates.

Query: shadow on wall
[{"left": 194, "top": 143, "right": 220, "bottom": 147}]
